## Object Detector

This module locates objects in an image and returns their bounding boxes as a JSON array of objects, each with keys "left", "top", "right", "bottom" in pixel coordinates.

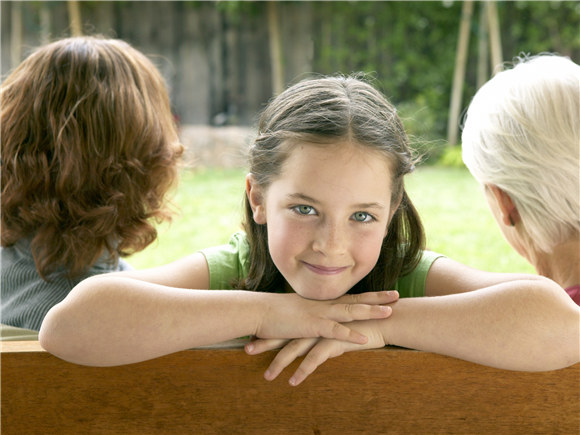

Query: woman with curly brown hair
[{"left": 1, "top": 36, "right": 183, "bottom": 332}]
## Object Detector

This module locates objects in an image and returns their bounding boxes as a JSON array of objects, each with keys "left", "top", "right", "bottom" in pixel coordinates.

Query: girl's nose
[{"left": 312, "top": 221, "right": 347, "bottom": 256}]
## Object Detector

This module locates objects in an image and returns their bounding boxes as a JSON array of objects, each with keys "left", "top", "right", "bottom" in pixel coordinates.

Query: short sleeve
[
  {"left": 199, "top": 232, "right": 250, "bottom": 290},
  {"left": 394, "top": 251, "right": 444, "bottom": 298}
]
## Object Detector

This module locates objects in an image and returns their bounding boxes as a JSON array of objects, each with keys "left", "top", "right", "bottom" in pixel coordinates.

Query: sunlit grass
[
  {"left": 129, "top": 168, "right": 247, "bottom": 269},
  {"left": 129, "top": 166, "right": 535, "bottom": 275},
  {"left": 406, "top": 166, "right": 534, "bottom": 274}
]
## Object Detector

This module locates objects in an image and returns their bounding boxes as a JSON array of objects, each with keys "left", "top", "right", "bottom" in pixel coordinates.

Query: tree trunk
[
  {"left": 477, "top": 2, "right": 489, "bottom": 89},
  {"left": 67, "top": 0, "right": 82, "bottom": 36},
  {"left": 10, "top": 1, "right": 22, "bottom": 68},
  {"left": 447, "top": 0, "right": 473, "bottom": 146},
  {"left": 267, "top": 1, "right": 284, "bottom": 95},
  {"left": 39, "top": 3, "right": 52, "bottom": 44},
  {"left": 487, "top": 0, "right": 503, "bottom": 74}
]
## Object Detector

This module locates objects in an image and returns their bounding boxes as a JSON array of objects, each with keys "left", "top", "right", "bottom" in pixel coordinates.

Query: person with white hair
[{"left": 462, "top": 53, "right": 580, "bottom": 304}]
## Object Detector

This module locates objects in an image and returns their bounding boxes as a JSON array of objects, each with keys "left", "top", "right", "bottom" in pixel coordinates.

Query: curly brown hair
[{"left": 1, "top": 36, "right": 183, "bottom": 280}]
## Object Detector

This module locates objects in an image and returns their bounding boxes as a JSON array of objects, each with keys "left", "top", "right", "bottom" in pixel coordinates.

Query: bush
[
  {"left": 398, "top": 97, "right": 446, "bottom": 164},
  {"left": 437, "top": 146, "right": 465, "bottom": 168}
]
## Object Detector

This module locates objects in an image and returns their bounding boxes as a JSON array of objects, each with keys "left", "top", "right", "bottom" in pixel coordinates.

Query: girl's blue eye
[
  {"left": 294, "top": 205, "right": 316, "bottom": 215},
  {"left": 352, "top": 211, "right": 373, "bottom": 223}
]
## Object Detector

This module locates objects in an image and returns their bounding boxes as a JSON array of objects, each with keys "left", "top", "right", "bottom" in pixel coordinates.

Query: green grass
[
  {"left": 406, "top": 167, "right": 534, "bottom": 274},
  {"left": 129, "top": 166, "right": 535, "bottom": 274},
  {"left": 129, "top": 169, "right": 247, "bottom": 269}
]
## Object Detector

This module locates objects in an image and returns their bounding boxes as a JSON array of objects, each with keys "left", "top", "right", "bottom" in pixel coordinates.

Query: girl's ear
[
  {"left": 246, "top": 173, "right": 267, "bottom": 224},
  {"left": 488, "top": 185, "right": 520, "bottom": 227}
]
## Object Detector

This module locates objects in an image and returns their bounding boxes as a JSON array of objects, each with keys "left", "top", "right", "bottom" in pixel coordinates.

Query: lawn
[{"left": 129, "top": 166, "right": 535, "bottom": 274}]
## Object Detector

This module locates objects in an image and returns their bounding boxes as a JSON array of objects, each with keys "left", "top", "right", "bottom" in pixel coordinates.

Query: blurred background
[
  {"left": 3, "top": 1, "right": 579, "bottom": 164},
  {"left": 2, "top": 1, "right": 579, "bottom": 271}
]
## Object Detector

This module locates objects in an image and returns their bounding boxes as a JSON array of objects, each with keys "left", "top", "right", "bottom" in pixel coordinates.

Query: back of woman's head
[
  {"left": 462, "top": 54, "right": 580, "bottom": 253},
  {"left": 1, "top": 36, "right": 183, "bottom": 279},
  {"left": 241, "top": 75, "right": 424, "bottom": 292}
]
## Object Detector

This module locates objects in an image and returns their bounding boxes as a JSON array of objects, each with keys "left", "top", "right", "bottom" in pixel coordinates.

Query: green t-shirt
[{"left": 201, "top": 232, "right": 443, "bottom": 297}]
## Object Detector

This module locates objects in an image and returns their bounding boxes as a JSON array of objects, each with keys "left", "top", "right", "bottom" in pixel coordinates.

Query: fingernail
[
  {"left": 289, "top": 376, "right": 297, "bottom": 386},
  {"left": 246, "top": 343, "right": 254, "bottom": 353},
  {"left": 379, "top": 306, "right": 392, "bottom": 315},
  {"left": 264, "top": 370, "right": 272, "bottom": 380}
]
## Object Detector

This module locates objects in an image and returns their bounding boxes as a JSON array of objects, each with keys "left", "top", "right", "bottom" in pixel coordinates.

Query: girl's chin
[{"left": 291, "top": 286, "right": 350, "bottom": 301}]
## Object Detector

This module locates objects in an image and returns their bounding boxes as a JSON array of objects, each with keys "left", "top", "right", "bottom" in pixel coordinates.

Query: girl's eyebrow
[
  {"left": 286, "top": 193, "right": 386, "bottom": 210},
  {"left": 287, "top": 193, "right": 321, "bottom": 205}
]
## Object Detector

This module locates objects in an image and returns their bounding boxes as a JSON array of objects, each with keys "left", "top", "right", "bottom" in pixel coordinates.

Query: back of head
[
  {"left": 1, "top": 36, "right": 183, "bottom": 279},
  {"left": 462, "top": 54, "right": 580, "bottom": 252}
]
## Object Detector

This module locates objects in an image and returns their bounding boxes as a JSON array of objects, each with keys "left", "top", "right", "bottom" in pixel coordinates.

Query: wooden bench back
[{"left": 2, "top": 341, "right": 578, "bottom": 434}]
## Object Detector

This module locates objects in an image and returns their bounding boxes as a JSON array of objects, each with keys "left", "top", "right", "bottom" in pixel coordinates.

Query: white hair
[{"left": 461, "top": 54, "right": 580, "bottom": 253}]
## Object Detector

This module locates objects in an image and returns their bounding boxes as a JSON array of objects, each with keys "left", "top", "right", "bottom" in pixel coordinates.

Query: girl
[
  {"left": 39, "top": 76, "right": 578, "bottom": 384},
  {"left": 1, "top": 36, "right": 183, "bottom": 333}
]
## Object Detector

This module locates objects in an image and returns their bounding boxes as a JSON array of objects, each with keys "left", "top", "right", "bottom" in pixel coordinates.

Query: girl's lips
[{"left": 302, "top": 262, "right": 349, "bottom": 275}]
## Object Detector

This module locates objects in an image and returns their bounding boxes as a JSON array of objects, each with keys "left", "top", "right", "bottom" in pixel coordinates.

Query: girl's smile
[
  {"left": 247, "top": 141, "right": 396, "bottom": 300},
  {"left": 301, "top": 262, "right": 350, "bottom": 276}
]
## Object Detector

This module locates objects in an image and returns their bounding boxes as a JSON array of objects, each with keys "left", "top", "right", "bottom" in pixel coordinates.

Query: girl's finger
[
  {"left": 289, "top": 341, "right": 345, "bottom": 386},
  {"left": 245, "top": 338, "right": 289, "bottom": 355},
  {"left": 317, "top": 320, "right": 368, "bottom": 344},
  {"left": 333, "top": 303, "right": 392, "bottom": 322},
  {"left": 337, "top": 290, "right": 399, "bottom": 305},
  {"left": 264, "top": 338, "right": 317, "bottom": 381}
]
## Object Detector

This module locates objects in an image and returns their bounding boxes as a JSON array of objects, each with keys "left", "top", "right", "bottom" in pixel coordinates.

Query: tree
[
  {"left": 267, "top": 1, "right": 284, "bottom": 96},
  {"left": 10, "top": 1, "right": 22, "bottom": 68},
  {"left": 447, "top": 0, "right": 473, "bottom": 146},
  {"left": 487, "top": 0, "right": 503, "bottom": 75},
  {"left": 67, "top": 0, "right": 82, "bottom": 36}
]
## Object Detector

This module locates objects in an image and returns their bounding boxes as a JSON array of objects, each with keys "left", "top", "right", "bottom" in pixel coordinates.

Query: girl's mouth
[{"left": 302, "top": 262, "right": 349, "bottom": 275}]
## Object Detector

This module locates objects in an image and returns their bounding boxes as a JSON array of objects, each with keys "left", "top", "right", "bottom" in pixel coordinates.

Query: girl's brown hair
[
  {"left": 240, "top": 75, "right": 425, "bottom": 293},
  {"left": 1, "top": 36, "right": 183, "bottom": 279}
]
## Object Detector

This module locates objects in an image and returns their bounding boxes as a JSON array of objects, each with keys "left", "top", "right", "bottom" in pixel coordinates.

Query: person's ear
[
  {"left": 245, "top": 173, "right": 267, "bottom": 224},
  {"left": 488, "top": 185, "right": 520, "bottom": 227}
]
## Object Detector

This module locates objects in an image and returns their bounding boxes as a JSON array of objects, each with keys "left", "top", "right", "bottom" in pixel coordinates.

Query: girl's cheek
[{"left": 357, "top": 228, "right": 387, "bottom": 262}]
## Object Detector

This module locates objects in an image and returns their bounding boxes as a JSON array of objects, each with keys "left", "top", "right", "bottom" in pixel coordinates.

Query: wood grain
[{"left": 2, "top": 342, "right": 578, "bottom": 434}]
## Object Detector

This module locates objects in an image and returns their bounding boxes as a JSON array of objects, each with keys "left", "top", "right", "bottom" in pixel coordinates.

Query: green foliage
[
  {"left": 10, "top": 1, "right": 579, "bottom": 149},
  {"left": 437, "top": 146, "right": 465, "bottom": 168},
  {"left": 308, "top": 1, "right": 580, "bottom": 152},
  {"left": 398, "top": 95, "right": 445, "bottom": 164},
  {"left": 501, "top": 1, "right": 580, "bottom": 59},
  {"left": 129, "top": 167, "right": 534, "bottom": 275},
  {"left": 311, "top": 1, "right": 462, "bottom": 141}
]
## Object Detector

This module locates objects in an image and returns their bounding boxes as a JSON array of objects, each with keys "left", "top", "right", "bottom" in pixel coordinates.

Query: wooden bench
[{"left": 2, "top": 341, "right": 578, "bottom": 434}]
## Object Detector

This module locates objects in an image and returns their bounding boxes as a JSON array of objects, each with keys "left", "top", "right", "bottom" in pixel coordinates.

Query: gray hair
[{"left": 461, "top": 54, "right": 580, "bottom": 253}]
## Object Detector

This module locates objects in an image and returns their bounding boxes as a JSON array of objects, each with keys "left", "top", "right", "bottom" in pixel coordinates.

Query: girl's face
[{"left": 247, "top": 141, "right": 397, "bottom": 300}]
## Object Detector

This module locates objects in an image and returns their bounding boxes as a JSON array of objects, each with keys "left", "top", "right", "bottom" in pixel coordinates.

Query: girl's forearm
[
  {"left": 39, "top": 276, "right": 264, "bottom": 366},
  {"left": 382, "top": 279, "right": 580, "bottom": 371},
  {"left": 39, "top": 275, "right": 397, "bottom": 367}
]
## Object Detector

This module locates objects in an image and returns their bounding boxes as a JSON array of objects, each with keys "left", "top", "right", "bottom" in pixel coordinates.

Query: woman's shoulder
[{"left": 0, "top": 260, "right": 74, "bottom": 331}]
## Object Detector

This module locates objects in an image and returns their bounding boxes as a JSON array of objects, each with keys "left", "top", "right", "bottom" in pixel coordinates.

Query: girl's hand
[
  {"left": 247, "top": 319, "right": 386, "bottom": 386},
  {"left": 254, "top": 291, "right": 397, "bottom": 345}
]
